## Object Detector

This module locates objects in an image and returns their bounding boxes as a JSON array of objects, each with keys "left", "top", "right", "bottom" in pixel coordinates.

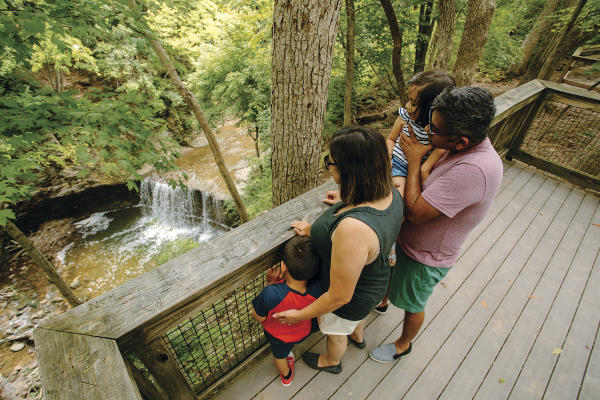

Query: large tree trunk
[
  {"left": 380, "top": 0, "right": 407, "bottom": 103},
  {"left": 271, "top": 0, "right": 342, "bottom": 206},
  {"left": 344, "top": 0, "right": 355, "bottom": 126},
  {"left": 452, "top": 0, "right": 496, "bottom": 86},
  {"left": 431, "top": 0, "right": 456, "bottom": 70},
  {"left": 520, "top": 0, "right": 588, "bottom": 83},
  {"left": 510, "top": 0, "right": 562, "bottom": 75},
  {"left": 4, "top": 221, "right": 81, "bottom": 307},
  {"left": 414, "top": 0, "right": 435, "bottom": 73}
]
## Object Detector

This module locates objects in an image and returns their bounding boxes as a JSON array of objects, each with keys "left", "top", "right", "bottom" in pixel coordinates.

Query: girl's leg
[
  {"left": 319, "top": 334, "right": 347, "bottom": 367},
  {"left": 348, "top": 319, "right": 365, "bottom": 343},
  {"left": 273, "top": 357, "right": 290, "bottom": 376}
]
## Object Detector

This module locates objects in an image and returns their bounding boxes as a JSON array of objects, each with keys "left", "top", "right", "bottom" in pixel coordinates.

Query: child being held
[
  {"left": 252, "top": 236, "right": 321, "bottom": 387},
  {"left": 387, "top": 70, "right": 456, "bottom": 195}
]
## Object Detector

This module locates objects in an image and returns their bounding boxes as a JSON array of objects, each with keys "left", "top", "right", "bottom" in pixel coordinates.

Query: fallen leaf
[
  {"left": 499, "top": 378, "right": 506, "bottom": 384},
  {"left": 497, "top": 322, "right": 503, "bottom": 328},
  {"left": 552, "top": 348, "right": 562, "bottom": 355},
  {"left": 528, "top": 295, "right": 538, "bottom": 299},
  {"left": 593, "top": 223, "right": 600, "bottom": 228},
  {"left": 482, "top": 301, "right": 488, "bottom": 309},
  {"left": 440, "top": 282, "right": 447, "bottom": 288}
]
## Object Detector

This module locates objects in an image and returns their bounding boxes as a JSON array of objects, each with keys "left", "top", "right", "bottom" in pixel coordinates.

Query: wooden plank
[
  {"left": 547, "top": 92, "right": 600, "bottom": 113},
  {"left": 375, "top": 177, "right": 557, "bottom": 400},
  {"left": 511, "top": 151, "right": 600, "bottom": 191},
  {"left": 42, "top": 180, "right": 337, "bottom": 340},
  {"left": 539, "top": 79, "right": 600, "bottom": 102},
  {"left": 439, "top": 184, "right": 579, "bottom": 399},
  {"left": 33, "top": 328, "right": 142, "bottom": 400},
  {"left": 333, "top": 172, "right": 546, "bottom": 400},
  {"left": 474, "top": 192, "right": 598, "bottom": 399},
  {"left": 491, "top": 80, "right": 546, "bottom": 127},
  {"left": 509, "top": 196, "right": 600, "bottom": 399},
  {"left": 579, "top": 322, "right": 600, "bottom": 398},
  {"left": 135, "top": 337, "right": 196, "bottom": 400},
  {"left": 125, "top": 358, "right": 168, "bottom": 400},
  {"left": 544, "top": 204, "right": 600, "bottom": 399}
]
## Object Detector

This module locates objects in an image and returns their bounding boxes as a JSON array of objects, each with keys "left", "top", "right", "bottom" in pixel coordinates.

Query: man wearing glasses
[{"left": 370, "top": 86, "right": 503, "bottom": 363}]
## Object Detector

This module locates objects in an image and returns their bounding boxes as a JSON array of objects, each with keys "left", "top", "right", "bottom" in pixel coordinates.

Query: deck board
[{"left": 213, "top": 162, "right": 600, "bottom": 400}]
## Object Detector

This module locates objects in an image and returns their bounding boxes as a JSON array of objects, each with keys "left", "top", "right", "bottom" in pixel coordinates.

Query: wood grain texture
[
  {"left": 33, "top": 328, "right": 141, "bottom": 400},
  {"left": 42, "top": 180, "right": 336, "bottom": 341}
]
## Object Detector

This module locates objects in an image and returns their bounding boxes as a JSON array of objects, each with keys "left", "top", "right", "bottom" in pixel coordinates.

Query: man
[{"left": 369, "top": 86, "right": 503, "bottom": 362}]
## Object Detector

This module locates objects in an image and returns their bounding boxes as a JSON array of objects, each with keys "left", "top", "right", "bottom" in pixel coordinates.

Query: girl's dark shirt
[{"left": 310, "top": 188, "right": 404, "bottom": 321}]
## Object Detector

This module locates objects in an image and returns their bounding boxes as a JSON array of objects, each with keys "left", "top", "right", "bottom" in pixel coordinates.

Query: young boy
[{"left": 251, "top": 236, "right": 321, "bottom": 386}]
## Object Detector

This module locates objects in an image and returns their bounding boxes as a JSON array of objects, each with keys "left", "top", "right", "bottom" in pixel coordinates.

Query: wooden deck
[{"left": 214, "top": 160, "right": 600, "bottom": 400}]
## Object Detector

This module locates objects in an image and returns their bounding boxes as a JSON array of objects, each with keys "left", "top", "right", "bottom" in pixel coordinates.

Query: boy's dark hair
[
  {"left": 282, "top": 236, "right": 320, "bottom": 281},
  {"left": 408, "top": 70, "right": 455, "bottom": 127},
  {"left": 329, "top": 126, "right": 392, "bottom": 205},
  {"left": 431, "top": 86, "right": 496, "bottom": 143}
]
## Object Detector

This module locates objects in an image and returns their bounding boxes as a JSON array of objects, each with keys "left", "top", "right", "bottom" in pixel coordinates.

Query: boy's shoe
[
  {"left": 374, "top": 304, "right": 388, "bottom": 314},
  {"left": 281, "top": 351, "right": 294, "bottom": 387}
]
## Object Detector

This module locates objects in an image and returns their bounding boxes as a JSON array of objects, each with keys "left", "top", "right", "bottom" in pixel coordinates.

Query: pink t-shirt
[{"left": 399, "top": 138, "right": 503, "bottom": 267}]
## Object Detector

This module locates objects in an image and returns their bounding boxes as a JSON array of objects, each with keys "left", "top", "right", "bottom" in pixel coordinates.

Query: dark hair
[
  {"left": 431, "top": 86, "right": 496, "bottom": 143},
  {"left": 282, "top": 236, "right": 320, "bottom": 281},
  {"left": 408, "top": 70, "right": 456, "bottom": 127},
  {"left": 329, "top": 126, "right": 392, "bottom": 205}
]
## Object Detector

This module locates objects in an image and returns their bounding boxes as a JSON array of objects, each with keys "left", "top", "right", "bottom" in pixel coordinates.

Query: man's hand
[
  {"left": 400, "top": 125, "right": 431, "bottom": 165},
  {"left": 291, "top": 220, "right": 311, "bottom": 236},
  {"left": 324, "top": 190, "right": 341, "bottom": 205}
]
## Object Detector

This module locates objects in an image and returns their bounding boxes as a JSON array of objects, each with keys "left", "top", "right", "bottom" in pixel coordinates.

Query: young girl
[{"left": 387, "top": 70, "right": 456, "bottom": 195}]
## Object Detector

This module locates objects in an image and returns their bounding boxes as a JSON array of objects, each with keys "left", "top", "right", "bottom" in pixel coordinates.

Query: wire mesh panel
[
  {"left": 519, "top": 99, "right": 600, "bottom": 177},
  {"left": 164, "top": 270, "right": 269, "bottom": 393}
]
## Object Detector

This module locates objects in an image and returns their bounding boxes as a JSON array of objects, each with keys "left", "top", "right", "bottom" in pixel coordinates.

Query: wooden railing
[{"left": 34, "top": 79, "right": 600, "bottom": 399}]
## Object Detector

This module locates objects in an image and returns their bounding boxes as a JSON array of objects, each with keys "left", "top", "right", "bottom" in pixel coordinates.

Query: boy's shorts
[
  {"left": 391, "top": 160, "right": 408, "bottom": 177},
  {"left": 318, "top": 312, "right": 361, "bottom": 335},
  {"left": 388, "top": 248, "right": 450, "bottom": 313},
  {"left": 264, "top": 331, "right": 294, "bottom": 359}
]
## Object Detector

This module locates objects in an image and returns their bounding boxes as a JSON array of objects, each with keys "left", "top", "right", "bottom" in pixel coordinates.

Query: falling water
[{"left": 140, "top": 179, "right": 198, "bottom": 228}]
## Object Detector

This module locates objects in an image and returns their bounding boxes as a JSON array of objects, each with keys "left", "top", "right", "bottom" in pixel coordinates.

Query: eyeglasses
[
  {"left": 324, "top": 154, "right": 336, "bottom": 170},
  {"left": 428, "top": 109, "right": 456, "bottom": 136}
]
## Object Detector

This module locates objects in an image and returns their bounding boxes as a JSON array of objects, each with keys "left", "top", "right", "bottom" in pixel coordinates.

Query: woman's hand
[
  {"left": 291, "top": 220, "right": 311, "bottom": 236},
  {"left": 400, "top": 125, "right": 432, "bottom": 165},
  {"left": 272, "top": 309, "right": 304, "bottom": 324},
  {"left": 266, "top": 263, "right": 285, "bottom": 284},
  {"left": 324, "top": 190, "right": 341, "bottom": 205}
]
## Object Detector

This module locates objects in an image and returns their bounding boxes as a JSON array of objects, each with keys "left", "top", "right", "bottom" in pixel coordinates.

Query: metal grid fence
[
  {"left": 164, "top": 270, "right": 269, "bottom": 393},
  {"left": 520, "top": 100, "right": 600, "bottom": 177}
]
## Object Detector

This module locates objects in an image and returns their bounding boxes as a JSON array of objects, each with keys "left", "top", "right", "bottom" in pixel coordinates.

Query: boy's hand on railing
[
  {"left": 324, "top": 190, "right": 341, "bottom": 205},
  {"left": 291, "top": 221, "right": 311, "bottom": 236},
  {"left": 266, "top": 264, "right": 285, "bottom": 284}
]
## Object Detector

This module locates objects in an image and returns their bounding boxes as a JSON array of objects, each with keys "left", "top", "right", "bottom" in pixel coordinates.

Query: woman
[{"left": 274, "top": 126, "right": 404, "bottom": 373}]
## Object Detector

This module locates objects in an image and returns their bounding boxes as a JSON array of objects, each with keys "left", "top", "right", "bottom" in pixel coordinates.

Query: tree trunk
[
  {"left": 452, "top": 0, "right": 496, "bottom": 86},
  {"left": 344, "top": 0, "right": 355, "bottom": 126},
  {"left": 537, "top": 0, "right": 588, "bottom": 80},
  {"left": 271, "top": 0, "right": 342, "bottom": 206},
  {"left": 431, "top": 0, "right": 456, "bottom": 70},
  {"left": 145, "top": 36, "right": 250, "bottom": 223},
  {"left": 510, "top": 0, "right": 562, "bottom": 75},
  {"left": 380, "top": 0, "right": 407, "bottom": 103},
  {"left": 4, "top": 221, "right": 81, "bottom": 307},
  {"left": 414, "top": 0, "right": 435, "bottom": 73},
  {"left": 520, "top": 0, "right": 587, "bottom": 83}
]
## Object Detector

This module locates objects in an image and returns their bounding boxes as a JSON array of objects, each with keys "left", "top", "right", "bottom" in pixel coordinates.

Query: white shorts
[{"left": 318, "top": 312, "right": 361, "bottom": 335}]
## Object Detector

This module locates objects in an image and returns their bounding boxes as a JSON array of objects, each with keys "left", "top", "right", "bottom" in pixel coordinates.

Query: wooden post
[
  {"left": 4, "top": 220, "right": 81, "bottom": 307},
  {"left": 135, "top": 338, "right": 196, "bottom": 400},
  {"left": 506, "top": 93, "right": 547, "bottom": 157},
  {"left": 124, "top": 358, "right": 168, "bottom": 400}
]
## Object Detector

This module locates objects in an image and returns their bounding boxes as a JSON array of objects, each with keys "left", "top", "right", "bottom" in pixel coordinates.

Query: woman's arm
[
  {"left": 420, "top": 148, "right": 447, "bottom": 184},
  {"left": 273, "top": 218, "right": 378, "bottom": 323}
]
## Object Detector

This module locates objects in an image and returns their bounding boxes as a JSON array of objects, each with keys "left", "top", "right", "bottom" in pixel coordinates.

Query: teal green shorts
[{"left": 388, "top": 249, "right": 450, "bottom": 313}]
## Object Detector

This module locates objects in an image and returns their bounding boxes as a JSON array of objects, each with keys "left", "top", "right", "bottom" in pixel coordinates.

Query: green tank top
[{"left": 311, "top": 188, "right": 404, "bottom": 321}]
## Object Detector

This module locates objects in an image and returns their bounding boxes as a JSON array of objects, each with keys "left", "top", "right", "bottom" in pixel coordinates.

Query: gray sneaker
[{"left": 369, "top": 342, "right": 412, "bottom": 363}]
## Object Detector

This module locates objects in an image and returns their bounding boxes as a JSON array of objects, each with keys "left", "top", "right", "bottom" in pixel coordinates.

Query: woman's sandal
[
  {"left": 347, "top": 334, "right": 366, "bottom": 349},
  {"left": 303, "top": 352, "right": 342, "bottom": 374}
]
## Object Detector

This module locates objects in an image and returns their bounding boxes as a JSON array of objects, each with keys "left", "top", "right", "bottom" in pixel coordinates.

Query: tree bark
[
  {"left": 510, "top": 0, "right": 562, "bottom": 75},
  {"left": 452, "top": 0, "right": 496, "bottom": 86},
  {"left": 344, "top": 0, "right": 355, "bottom": 126},
  {"left": 271, "top": 0, "right": 342, "bottom": 206},
  {"left": 5, "top": 221, "right": 81, "bottom": 307},
  {"left": 380, "top": 0, "right": 407, "bottom": 103},
  {"left": 431, "top": 0, "right": 456, "bottom": 70},
  {"left": 414, "top": 0, "right": 435, "bottom": 73}
]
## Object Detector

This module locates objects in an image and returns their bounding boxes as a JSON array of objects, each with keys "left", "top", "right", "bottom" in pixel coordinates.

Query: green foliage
[{"left": 152, "top": 236, "right": 200, "bottom": 266}]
